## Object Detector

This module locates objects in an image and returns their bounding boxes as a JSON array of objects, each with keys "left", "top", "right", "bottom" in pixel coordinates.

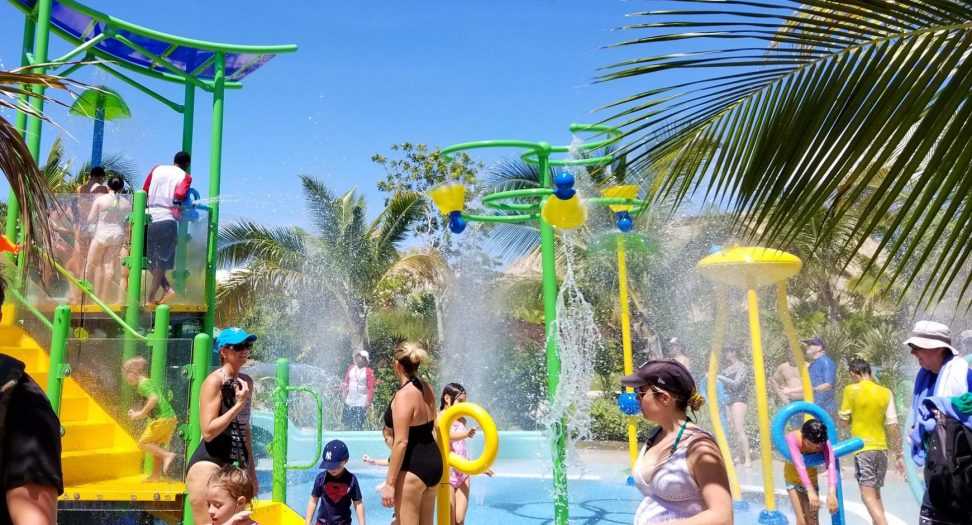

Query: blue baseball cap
[
  {"left": 215, "top": 327, "right": 257, "bottom": 348},
  {"left": 802, "top": 337, "right": 825, "bottom": 348},
  {"left": 320, "top": 440, "right": 349, "bottom": 470}
]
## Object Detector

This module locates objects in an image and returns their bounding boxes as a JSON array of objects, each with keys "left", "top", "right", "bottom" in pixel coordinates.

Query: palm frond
[
  {"left": 372, "top": 190, "right": 424, "bottom": 250},
  {"left": 600, "top": 0, "right": 972, "bottom": 308},
  {"left": 217, "top": 220, "right": 307, "bottom": 270}
]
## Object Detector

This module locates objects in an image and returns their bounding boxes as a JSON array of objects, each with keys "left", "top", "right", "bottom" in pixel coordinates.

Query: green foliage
[
  {"left": 372, "top": 143, "right": 483, "bottom": 242},
  {"left": 601, "top": 0, "right": 972, "bottom": 310},
  {"left": 589, "top": 396, "right": 655, "bottom": 442}
]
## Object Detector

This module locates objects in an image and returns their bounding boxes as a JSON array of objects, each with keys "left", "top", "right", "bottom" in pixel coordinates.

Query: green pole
[
  {"left": 184, "top": 332, "right": 212, "bottom": 524},
  {"left": 272, "top": 358, "right": 290, "bottom": 503},
  {"left": 23, "top": 0, "right": 52, "bottom": 162},
  {"left": 46, "top": 305, "right": 71, "bottom": 415},
  {"left": 536, "top": 143, "right": 569, "bottom": 524},
  {"left": 203, "top": 53, "right": 225, "bottom": 338},
  {"left": 5, "top": 17, "right": 35, "bottom": 268},
  {"left": 174, "top": 83, "right": 194, "bottom": 295},
  {"left": 123, "top": 191, "right": 148, "bottom": 406},
  {"left": 144, "top": 304, "right": 170, "bottom": 474}
]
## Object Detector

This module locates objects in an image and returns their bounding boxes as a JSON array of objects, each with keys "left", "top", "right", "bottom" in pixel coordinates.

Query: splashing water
[{"left": 539, "top": 237, "right": 603, "bottom": 474}]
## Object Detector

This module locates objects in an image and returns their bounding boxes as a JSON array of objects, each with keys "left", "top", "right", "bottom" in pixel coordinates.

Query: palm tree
[
  {"left": 600, "top": 0, "right": 972, "bottom": 309},
  {"left": 216, "top": 175, "right": 426, "bottom": 356},
  {"left": 41, "top": 136, "right": 139, "bottom": 193},
  {"left": 1, "top": 66, "right": 79, "bottom": 256}
]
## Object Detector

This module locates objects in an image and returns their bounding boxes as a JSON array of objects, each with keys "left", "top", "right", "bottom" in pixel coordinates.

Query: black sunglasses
[{"left": 226, "top": 342, "right": 253, "bottom": 351}]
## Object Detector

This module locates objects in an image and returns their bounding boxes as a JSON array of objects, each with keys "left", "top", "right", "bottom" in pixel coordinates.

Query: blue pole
[{"left": 91, "top": 93, "right": 105, "bottom": 167}]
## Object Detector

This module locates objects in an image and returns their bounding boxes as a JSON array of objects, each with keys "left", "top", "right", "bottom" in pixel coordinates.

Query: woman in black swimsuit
[
  {"left": 381, "top": 342, "right": 442, "bottom": 525},
  {"left": 185, "top": 328, "right": 258, "bottom": 525}
]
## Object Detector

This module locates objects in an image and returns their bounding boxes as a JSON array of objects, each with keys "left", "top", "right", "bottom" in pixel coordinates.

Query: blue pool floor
[{"left": 260, "top": 455, "right": 919, "bottom": 524}]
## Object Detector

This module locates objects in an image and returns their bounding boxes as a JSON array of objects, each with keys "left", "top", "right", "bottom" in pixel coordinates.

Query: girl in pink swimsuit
[{"left": 440, "top": 383, "right": 494, "bottom": 525}]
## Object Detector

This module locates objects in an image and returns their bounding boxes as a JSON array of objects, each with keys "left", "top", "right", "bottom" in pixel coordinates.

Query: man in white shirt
[{"left": 142, "top": 152, "right": 191, "bottom": 304}]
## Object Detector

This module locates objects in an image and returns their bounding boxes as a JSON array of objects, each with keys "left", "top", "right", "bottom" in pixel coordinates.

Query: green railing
[{"left": 271, "top": 358, "right": 323, "bottom": 503}]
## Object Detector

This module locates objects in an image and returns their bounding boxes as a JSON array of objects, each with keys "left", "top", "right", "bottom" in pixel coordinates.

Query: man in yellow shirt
[{"left": 839, "top": 358, "right": 904, "bottom": 525}]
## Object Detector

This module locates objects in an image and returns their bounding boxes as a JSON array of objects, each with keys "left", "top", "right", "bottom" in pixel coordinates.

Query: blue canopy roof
[{"left": 11, "top": 0, "right": 296, "bottom": 85}]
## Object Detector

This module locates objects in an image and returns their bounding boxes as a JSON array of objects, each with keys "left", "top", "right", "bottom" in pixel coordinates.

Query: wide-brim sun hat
[{"left": 903, "top": 320, "right": 957, "bottom": 355}]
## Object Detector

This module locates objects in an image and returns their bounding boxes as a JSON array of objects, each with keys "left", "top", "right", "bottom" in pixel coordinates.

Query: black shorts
[{"left": 146, "top": 219, "right": 178, "bottom": 271}]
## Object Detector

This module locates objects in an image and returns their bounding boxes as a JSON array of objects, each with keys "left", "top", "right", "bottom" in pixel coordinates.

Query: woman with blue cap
[{"left": 185, "top": 327, "right": 258, "bottom": 525}]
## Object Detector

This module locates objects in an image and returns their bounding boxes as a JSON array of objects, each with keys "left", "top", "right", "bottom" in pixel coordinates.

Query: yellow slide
[{"left": 0, "top": 323, "right": 182, "bottom": 502}]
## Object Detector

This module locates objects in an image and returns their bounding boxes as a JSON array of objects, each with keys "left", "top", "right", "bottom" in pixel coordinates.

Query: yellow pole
[
  {"left": 616, "top": 236, "right": 639, "bottom": 470},
  {"left": 706, "top": 285, "right": 742, "bottom": 501},
  {"left": 777, "top": 282, "right": 814, "bottom": 403},
  {"left": 747, "top": 286, "right": 776, "bottom": 511}
]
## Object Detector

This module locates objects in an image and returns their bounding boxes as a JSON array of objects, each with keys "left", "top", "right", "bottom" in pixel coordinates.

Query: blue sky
[{"left": 0, "top": 1, "right": 672, "bottom": 228}]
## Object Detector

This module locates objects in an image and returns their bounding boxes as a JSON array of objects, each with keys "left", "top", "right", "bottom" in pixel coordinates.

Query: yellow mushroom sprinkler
[
  {"left": 696, "top": 246, "right": 812, "bottom": 524},
  {"left": 436, "top": 402, "right": 499, "bottom": 525}
]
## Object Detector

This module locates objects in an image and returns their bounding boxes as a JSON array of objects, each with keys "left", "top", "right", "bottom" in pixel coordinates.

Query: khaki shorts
[{"left": 138, "top": 416, "right": 177, "bottom": 447}]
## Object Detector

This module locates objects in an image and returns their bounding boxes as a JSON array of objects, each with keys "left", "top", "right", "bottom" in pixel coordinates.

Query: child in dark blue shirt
[{"left": 304, "top": 440, "right": 365, "bottom": 525}]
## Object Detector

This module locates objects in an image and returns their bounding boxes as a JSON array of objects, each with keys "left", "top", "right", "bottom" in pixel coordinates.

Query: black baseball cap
[
  {"left": 620, "top": 359, "right": 696, "bottom": 398},
  {"left": 802, "top": 337, "right": 825, "bottom": 349}
]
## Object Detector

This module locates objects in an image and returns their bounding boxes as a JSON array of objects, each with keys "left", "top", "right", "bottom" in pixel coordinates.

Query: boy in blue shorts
[{"left": 304, "top": 440, "right": 365, "bottom": 525}]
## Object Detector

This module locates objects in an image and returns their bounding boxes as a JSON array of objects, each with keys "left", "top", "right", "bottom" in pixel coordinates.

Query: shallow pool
[{"left": 252, "top": 414, "right": 919, "bottom": 523}]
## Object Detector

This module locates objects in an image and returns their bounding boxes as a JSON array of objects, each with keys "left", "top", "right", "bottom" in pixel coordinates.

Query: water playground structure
[{"left": 3, "top": 1, "right": 920, "bottom": 523}]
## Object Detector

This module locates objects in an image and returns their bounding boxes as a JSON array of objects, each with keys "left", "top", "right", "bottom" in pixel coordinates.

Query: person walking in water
[
  {"left": 621, "top": 359, "right": 732, "bottom": 524},
  {"left": 839, "top": 358, "right": 904, "bottom": 525},
  {"left": 381, "top": 342, "right": 442, "bottom": 525},
  {"left": 803, "top": 337, "right": 838, "bottom": 423},
  {"left": 342, "top": 350, "right": 374, "bottom": 431},
  {"left": 719, "top": 344, "right": 751, "bottom": 467}
]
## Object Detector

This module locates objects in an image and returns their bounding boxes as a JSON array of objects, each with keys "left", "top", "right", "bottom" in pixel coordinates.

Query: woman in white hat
[{"left": 342, "top": 350, "right": 375, "bottom": 430}]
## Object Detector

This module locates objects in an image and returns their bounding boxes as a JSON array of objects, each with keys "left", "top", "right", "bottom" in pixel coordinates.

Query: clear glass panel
[
  {"left": 60, "top": 336, "right": 192, "bottom": 495},
  {"left": 23, "top": 193, "right": 209, "bottom": 325}
]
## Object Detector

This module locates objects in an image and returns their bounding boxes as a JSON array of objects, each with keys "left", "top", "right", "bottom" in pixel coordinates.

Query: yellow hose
[
  {"left": 747, "top": 287, "right": 776, "bottom": 511},
  {"left": 706, "top": 285, "right": 742, "bottom": 501}
]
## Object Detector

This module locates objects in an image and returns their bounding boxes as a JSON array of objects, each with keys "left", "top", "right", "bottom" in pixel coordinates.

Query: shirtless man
[
  {"left": 772, "top": 354, "right": 805, "bottom": 404},
  {"left": 665, "top": 338, "right": 693, "bottom": 374}
]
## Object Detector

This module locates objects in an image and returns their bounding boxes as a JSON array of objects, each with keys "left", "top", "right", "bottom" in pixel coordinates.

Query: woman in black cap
[{"left": 621, "top": 359, "right": 732, "bottom": 524}]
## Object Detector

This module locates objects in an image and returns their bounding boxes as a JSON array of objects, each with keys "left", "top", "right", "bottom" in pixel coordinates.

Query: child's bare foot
[
  {"left": 143, "top": 475, "right": 162, "bottom": 482},
  {"left": 162, "top": 452, "right": 176, "bottom": 475}
]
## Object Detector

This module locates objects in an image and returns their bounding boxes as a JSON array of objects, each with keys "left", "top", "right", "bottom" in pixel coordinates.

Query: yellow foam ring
[
  {"left": 777, "top": 282, "right": 814, "bottom": 405},
  {"left": 747, "top": 287, "right": 777, "bottom": 511},
  {"left": 600, "top": 185, "right": 639, "bottom": 212},
  {"left": 429, "top": 183, "right": 466, "bottom": 215},
  {"left": 697, "top": 246, "right": 802, "bottom": 288},
  {"left": 540, "top": 195, "right": 587, "bottom": 229},
  {"left": 706, "top": 285, "right": 742, "bottom": 501},
  {"left": 436, "top": 402, "right": 499, "bottom": 525}
]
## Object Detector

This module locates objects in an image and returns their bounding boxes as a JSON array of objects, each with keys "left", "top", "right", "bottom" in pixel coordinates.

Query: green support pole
[
  {"left": 536, "top": 143, "right": 569, "bottom": 525},
  {"left": 46, "top": 305, "right": 71, "bottom": 415},
  {"left": 272, "top": 358, "right": 290, "bottom": 503},
  {"left": 23, "top": 0, "right": 52, "bottom": 163},
  {"left": 203, "top": 53, "right": 225, "bottom": 338},
  {"left": 123, "top": 191, "right": 148, "bottom": 407},
  {"left": 174, "top": 83, "right": 194, "bottom": 295},
  {"left": 5, "top": 17, "right": 35, "bottom": 270},
  {"left": 184, "top": 332, "right": 212, "bottom": 524},
  {"left": 144, "top": 304, "right": 170, "bottom": 474}
]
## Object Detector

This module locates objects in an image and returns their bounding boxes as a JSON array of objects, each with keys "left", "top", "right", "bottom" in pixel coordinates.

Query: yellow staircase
[{"left": 0, "top": 324, "right": 182, "bottom": 501}]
